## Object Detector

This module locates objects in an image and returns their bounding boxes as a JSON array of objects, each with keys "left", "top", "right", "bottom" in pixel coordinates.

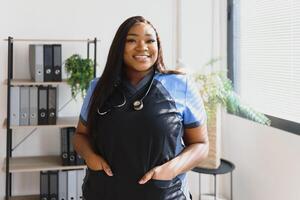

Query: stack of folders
[
  {"left": 40, "top": 170, "right": 85, "bottom": 200},
  {"left": 10, "top": 86, "right": 57, "bottom": 126},
  {"left": 29, "top": 44, "right": 62, "bottom": 82},
  {"left": 61, "top": 128, "right": 85, "bottom": 166}
]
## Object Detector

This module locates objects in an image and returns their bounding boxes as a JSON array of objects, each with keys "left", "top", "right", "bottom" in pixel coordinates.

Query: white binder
[
  {"left": 58, "top": 171, "right": 67, "bottom": 200},
  {"left": 29, "top": 44, "right": 44, "bottom": 82},
  {"left": 20, "top": 86, "right": 30, "bottom": 125},
  {"left": 10, "top": 86, "right": 20, "bottom": 126},
  {"left": 76, "top": 170, "right": 85, "bottom": 200},
  {"left": 29, "top": 86, "right": 38, "bottom": 125},
  {"left": 67, "top": 170, "right": 77, "bottom": 200}
]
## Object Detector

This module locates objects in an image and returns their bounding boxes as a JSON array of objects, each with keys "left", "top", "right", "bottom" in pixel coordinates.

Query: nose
[{"left": 136, "top": 41, "right": 148, "bottom": 51}]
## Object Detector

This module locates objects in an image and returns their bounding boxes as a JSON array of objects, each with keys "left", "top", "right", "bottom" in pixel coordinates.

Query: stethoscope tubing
[
  {"left": 97, "top": 93, "right": 127, "bottom": 115},
  {"left": 97, "top": 71, "right": 155, "bottom": 115}
]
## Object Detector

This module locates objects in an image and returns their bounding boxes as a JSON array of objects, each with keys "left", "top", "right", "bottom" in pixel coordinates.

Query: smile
[{"left": 133, "top": 55, "right": 151, "bottom": 62}]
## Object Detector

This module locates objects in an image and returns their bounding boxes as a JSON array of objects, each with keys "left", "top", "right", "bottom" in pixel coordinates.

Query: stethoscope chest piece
[
  {"left": 97, "top": 71, "right": 155, "bottom": 115},
  {"left": 133, "top": 100, "right": 143, "bottom": 111}
]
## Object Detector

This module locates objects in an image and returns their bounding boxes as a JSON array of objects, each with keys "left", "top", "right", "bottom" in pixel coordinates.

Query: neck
[{"left": 124, "top": 67, "right": 153, "bottom": 86}]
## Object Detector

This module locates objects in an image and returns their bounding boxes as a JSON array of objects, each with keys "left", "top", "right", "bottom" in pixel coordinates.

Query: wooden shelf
[
  {"left": 4, "top": 155, "right": 86, "bottom": 173},
  {"left": 4, "top": 116, "right": 78, "bottom": 129},
  {"left": 9, "top": 195, "right": 39, "bottom": 200},
  {"left": 3, "top": 38, "right": 99, "bottom": 42},
  {"left": 5, "top": 79, "right": 67, "bottom": 86}
]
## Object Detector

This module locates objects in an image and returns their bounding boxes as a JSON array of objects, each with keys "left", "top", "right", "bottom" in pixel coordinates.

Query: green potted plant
[
  {"left": 64, "top": 54, "right": 94, "bottom": 99},
  {"left": 194, "top": 59, "right": 271, "bottom": 169}
]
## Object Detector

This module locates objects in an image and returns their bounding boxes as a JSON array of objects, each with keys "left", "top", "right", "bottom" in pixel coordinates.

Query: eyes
[{"left": 126, "top": 38, "right": 156, "bottom": 44}]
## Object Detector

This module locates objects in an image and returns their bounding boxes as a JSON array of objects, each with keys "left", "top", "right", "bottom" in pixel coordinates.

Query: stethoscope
[{"left": 97, "top": 71, "right": 155, "bottom": 116}]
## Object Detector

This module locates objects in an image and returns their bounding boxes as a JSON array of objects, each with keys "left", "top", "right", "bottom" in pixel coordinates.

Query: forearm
[
  {"left": 72, "top": 132, "right": 97, "bottom": 161},
  {"left": 166, "top": 142, "right": 209, "bottom": 177},
  {"left": 73, "top": 131, "right": 113, "bottom": 174}
]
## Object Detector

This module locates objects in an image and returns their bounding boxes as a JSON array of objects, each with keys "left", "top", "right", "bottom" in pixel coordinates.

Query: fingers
[
  {"left": 101, "top": 159, "right": 113, "bottom": 176},
  {"left": 139, "top": 169, "right": 155, "bottom": 184}
]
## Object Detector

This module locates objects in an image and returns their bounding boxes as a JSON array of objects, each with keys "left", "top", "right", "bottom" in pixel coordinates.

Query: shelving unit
[
  {"left": 8, "top": 79, "right": 68, "bottom": 86},
  {"left": 4, "top": 116, "right": 78, "bottom": 129},
  {"left": 4, "top": 37, "right": 98, "bottom": 200},
  {"left": 9, "top": 194, "right": 39, "bottom": 200},
  {"left": 5, "top": 156, "right": 86, "bottom": 173}
]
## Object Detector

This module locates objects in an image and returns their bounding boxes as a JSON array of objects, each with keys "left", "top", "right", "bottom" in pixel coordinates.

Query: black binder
[
  {"left": 52, "top": 44, "right": 62, "bottom": 81},
  {"left": 48, "top": 86, "right": 57, "bottom": 125},
  {"left": 44, "top": 45, "right": 53, "bottom": 82},
  {"left": 70, "top": 125, "right": 85, "bottom": 165},
  {"left": 76, "top": 153, "right": 85, "bottom": 166},
  {"left": 49, "top": 171, "right": 59, "bottom": 200},
  {"left": 38, "top": 86, "right": 48, "bottom": 125},
  {"left": 61, "top": 128, "right": 69, "bottom": 166},
  {"left": 68, "top": 128, "right": 76, "bottom": 166},
  {"left": 40, "top": 171, "right": 49, "bottom": 200}
]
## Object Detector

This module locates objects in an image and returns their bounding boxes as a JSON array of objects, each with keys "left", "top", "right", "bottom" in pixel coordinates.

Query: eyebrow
[{"left": 127, "top": 33, "right": 154, "bottom": 37}]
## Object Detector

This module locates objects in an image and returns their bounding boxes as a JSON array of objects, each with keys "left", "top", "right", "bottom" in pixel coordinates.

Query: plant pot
[{"left": 197, "top": 107, "right": 221, "bottom": 169}]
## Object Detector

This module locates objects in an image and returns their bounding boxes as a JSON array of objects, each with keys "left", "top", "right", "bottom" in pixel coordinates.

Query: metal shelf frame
[{"left": 5, "top": 36, "right": 98, "bottom": 200}]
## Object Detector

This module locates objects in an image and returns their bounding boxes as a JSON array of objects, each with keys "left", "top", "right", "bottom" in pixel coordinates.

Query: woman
[{"left": 73, "top": 16, "right": 208, "bottom": 200}]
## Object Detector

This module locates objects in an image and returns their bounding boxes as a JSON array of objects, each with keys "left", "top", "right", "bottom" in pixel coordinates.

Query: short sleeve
[
  {"left": 183, "top": 76, "right": 207, "bottom": 128},
  {"left": 79, "top": 78, "right": 99, "bottom": 126}
]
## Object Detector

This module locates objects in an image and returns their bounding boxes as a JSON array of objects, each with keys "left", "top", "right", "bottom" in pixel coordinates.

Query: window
[{"left": 228, "top": 0, "right": 300, "bottom": 135}]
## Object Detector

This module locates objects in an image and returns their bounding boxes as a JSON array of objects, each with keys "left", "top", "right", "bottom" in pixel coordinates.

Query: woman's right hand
[{"left": 85, "top": 153, "right": 113, "bottom": 176}]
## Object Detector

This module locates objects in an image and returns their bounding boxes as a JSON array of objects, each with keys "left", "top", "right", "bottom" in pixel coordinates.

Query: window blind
[{"left": 238, "top": 0, "right": 300, "bottom": 123}]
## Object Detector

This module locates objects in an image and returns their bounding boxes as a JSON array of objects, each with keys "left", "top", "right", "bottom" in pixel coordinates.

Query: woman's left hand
[{"left": 138, "top": 162, "right": 176, "bottom": 184}]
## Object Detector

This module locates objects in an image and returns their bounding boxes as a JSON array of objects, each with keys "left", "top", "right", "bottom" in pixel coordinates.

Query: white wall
[
  {"left": 221, "top": 113, "right": 300, "bottom": 200},
  {"left": 181, "top": 0, "right": 212, "bottom": 71}
]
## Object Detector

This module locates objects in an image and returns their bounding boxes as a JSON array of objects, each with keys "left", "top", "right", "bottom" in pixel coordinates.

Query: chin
[{"left": 133, "top": 64, "right": 154, "bottom": 72}]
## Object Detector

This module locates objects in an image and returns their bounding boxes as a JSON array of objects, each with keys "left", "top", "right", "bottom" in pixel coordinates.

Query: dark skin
[{"left": 73, "top": 22, "right": 209, "bottom": 184}]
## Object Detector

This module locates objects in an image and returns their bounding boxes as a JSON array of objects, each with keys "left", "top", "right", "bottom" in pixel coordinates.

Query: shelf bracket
[{"left": 12, "top": 128, "right": 37, "bottom": 151}]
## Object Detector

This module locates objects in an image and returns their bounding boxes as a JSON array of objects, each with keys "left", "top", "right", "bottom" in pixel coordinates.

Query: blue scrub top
[
  {"left": 80, "top": 72, "right": 206, "bottom": 128},
  {"left": 79, "top": 70, "right": 206, "bottom": 200}
]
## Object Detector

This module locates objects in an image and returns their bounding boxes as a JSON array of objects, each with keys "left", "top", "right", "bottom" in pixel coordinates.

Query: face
[{"left": 123, "top": 22, "right": 158, "bottom": 74}]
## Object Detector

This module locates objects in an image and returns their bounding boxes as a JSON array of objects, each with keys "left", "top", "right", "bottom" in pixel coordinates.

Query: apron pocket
[
  {"left": 82, "top": 169, "right": 107, "bottom": 200},
  {"left": 146, "top": 177, "right": 186, "bottom": 200},
  {"left": 150, "top": 179, "right": 174, "bottom": 188}
]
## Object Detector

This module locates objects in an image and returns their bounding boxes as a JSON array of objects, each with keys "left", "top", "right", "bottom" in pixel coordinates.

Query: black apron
[{"left": 83, "top": 79, "right": 187, "bottom": 200}]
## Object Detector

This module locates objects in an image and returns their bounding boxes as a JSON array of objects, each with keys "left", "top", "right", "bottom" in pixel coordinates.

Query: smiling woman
[
  {"left": 123, "top": 23, "right": 159, "bottom": 83},
  {"left": 72, "top": 16, "right": 209, "bottom": 200}
]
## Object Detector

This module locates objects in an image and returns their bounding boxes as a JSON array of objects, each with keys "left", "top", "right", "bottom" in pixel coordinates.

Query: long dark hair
[{"left": 86, "top": 16, "right": 182, "bottom": 133}]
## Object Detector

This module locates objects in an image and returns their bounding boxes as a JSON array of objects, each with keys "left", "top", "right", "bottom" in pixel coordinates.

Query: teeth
[
  {"left": 133, "top": 55, "right": 150, "bottom": 62},
  {"left": 134, "top": 55, "right": 149, "bottom": 58}
]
